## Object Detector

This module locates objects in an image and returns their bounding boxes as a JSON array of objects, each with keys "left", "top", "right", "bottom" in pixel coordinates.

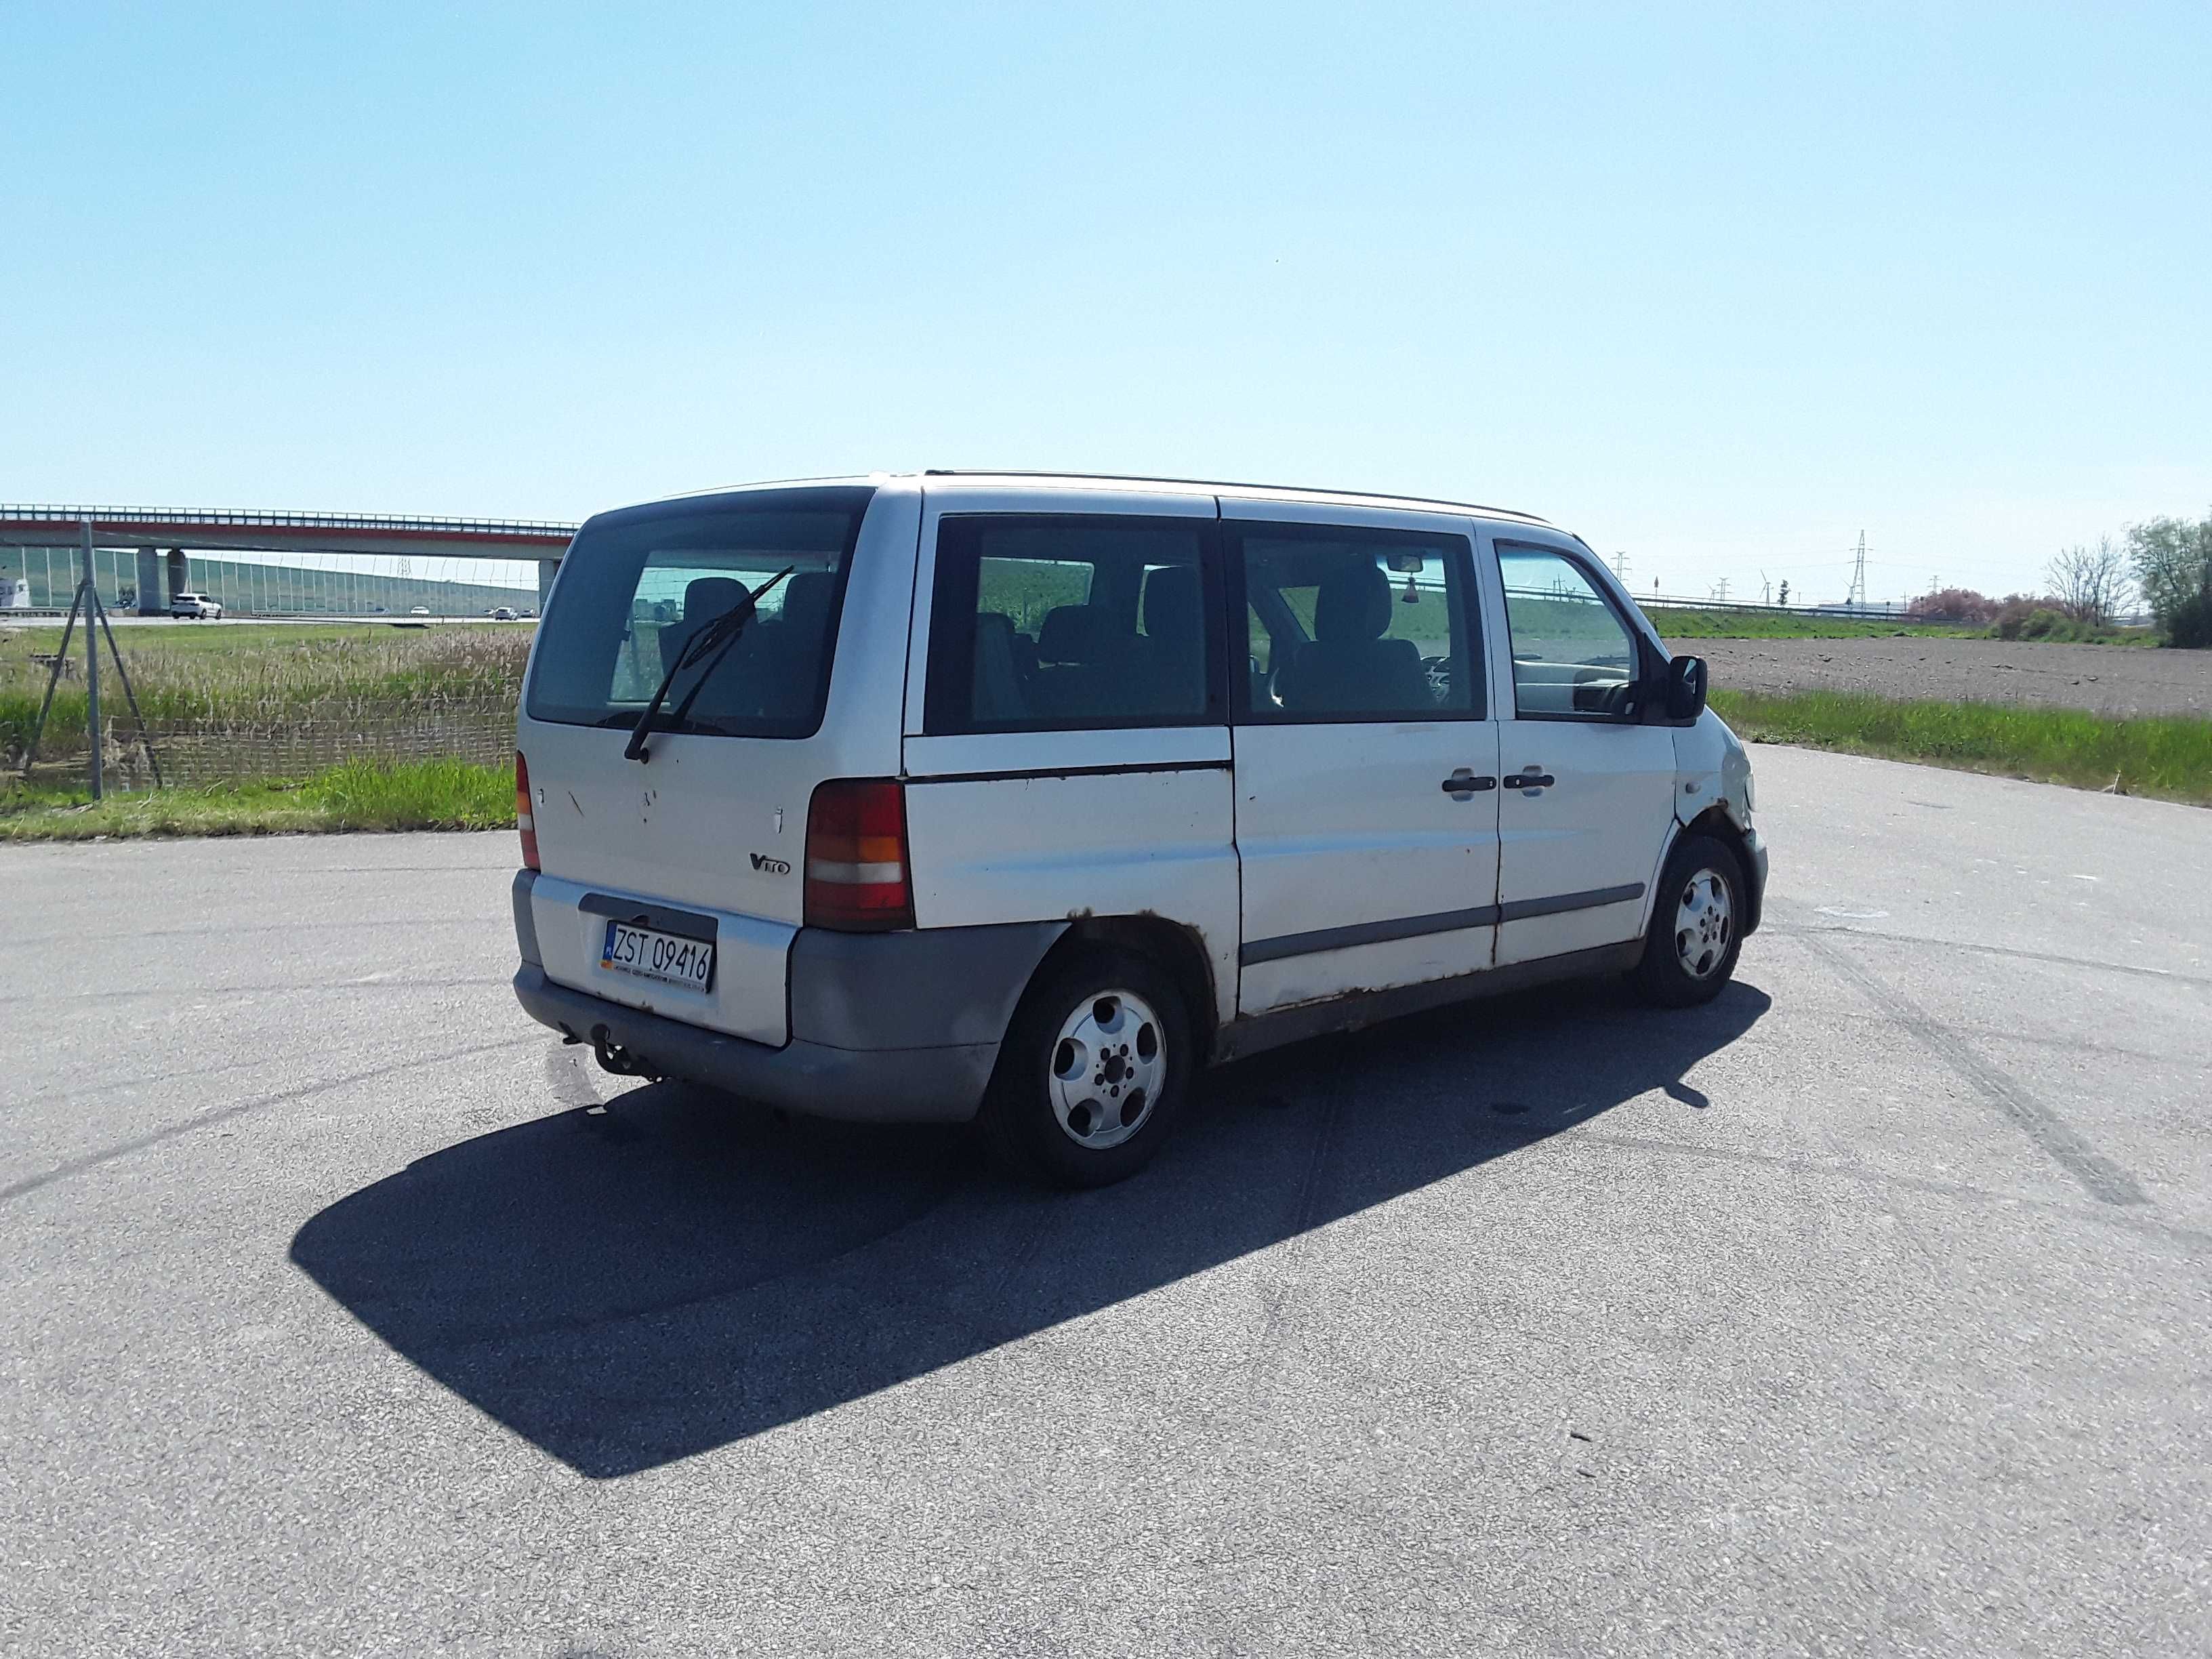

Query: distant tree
[
  {"left": 1906, "top": 587, "right": 1998, "bottom": 625},
  {"left": 2127, "top": 511, "right": 2212, "bottom": 647},
  {"left": 1776, "top": 580, "right": 1790, "bottom": 606},
  {"left": 2045, "top": 539, "right": 2132, "bottom": 626}
]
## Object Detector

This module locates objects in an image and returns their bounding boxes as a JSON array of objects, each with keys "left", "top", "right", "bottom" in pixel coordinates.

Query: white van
[{"left": 512, "top": 474, "right": 1765, "bottom": 1185}]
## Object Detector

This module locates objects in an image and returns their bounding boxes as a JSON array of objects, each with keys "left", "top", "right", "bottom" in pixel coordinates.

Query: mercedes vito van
[{"left": 512, "top": 473, "right": 1765, "bottom": 1185}]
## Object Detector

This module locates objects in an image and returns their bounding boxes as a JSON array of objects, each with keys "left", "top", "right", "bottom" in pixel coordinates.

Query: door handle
[
  {"left": 1439, "top": 769, "right": 1498, "bottom": 800},
  {"left": 1504, "top": 769, "right": 1556, "bottom": 793}
]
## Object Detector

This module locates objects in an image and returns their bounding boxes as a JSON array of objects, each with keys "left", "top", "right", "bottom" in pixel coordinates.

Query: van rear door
[{"left": 516, "top": 483, "right": 917, "bottom": 1046}]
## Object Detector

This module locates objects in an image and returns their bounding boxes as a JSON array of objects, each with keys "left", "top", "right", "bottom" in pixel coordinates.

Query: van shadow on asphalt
[{"left": 290, "top": 977, "right": 1769, "bottom": 1478}]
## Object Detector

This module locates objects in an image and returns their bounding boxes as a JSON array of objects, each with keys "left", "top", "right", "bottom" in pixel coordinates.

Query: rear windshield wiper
[{"left": 623, "top": 566, "right": 793, "bottom": 763}]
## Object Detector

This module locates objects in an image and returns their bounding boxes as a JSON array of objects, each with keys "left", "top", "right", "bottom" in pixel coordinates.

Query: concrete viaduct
[{"left": 0, "top": 505, "right": 578, "bottom": 613}]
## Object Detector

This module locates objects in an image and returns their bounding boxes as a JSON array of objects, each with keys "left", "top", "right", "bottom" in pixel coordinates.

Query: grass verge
[
  {"left": 0, "top": 757, "right": 516, "bottom": 840},
  {"left": 1710, "top": 688, "right": 2212, "bottom": 806}
]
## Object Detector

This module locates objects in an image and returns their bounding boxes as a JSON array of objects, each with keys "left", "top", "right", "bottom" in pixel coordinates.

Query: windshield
[{"left": 525, "top": 486, "right": 873, "bottom": 738}]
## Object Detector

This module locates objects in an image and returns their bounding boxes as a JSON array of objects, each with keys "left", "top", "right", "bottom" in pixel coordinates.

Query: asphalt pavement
[{"left": 3, "top": 745, "right": 2207, "bottom": 1656}]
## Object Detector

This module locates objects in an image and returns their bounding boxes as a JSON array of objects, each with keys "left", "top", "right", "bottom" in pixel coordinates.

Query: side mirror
[{"left": 1664, "top": 654, "right": 1708, "bottom": 722}]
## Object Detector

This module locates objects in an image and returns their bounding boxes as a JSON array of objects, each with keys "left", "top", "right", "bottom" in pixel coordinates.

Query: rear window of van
[{"left": 526, "top": 487, "right": 874, "bottom": 738}]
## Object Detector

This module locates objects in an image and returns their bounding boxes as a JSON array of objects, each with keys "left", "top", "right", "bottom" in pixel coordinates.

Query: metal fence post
[{"left": 80, "top": 520, "right": 102, "bottom": 800}]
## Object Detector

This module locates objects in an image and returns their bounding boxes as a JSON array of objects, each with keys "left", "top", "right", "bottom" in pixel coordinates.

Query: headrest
[
  {"left": 1038, "top": 605, "right": 1118, "bottom": 663},
  {"left": 683, "top": 576, "right": 745, "bottom": 623},
  {"left": 1142, "top": 565, "right": 1203, "bottom": 646},
  {"left": 779, "top": 570, "right": 836, "bottom": 636},
  {"left": 1313, "top": 560, "right": 1391, "bottom": 642}
]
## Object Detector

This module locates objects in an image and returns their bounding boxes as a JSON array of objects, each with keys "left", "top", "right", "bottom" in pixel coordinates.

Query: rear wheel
[
  {"left": 980, "top": 944, "right": 1193, "bottom": 1188},
  {"left": 1633, "top": 832, "right": 1746, "bottom": 1007}
]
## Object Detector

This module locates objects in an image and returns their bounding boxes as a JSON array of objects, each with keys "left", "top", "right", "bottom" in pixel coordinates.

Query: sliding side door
[{"left": 1227, "top": 501, "right": 1502, "bottom": 1015}]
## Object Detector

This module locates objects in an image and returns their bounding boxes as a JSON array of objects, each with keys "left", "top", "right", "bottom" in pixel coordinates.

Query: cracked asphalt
[{"left": 4, "top": 745, "right": 2208, "bottom": 1656}]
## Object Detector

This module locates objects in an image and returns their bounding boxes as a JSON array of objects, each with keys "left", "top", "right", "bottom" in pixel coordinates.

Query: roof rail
[{"left": 916, "top": 469, "right": 1547, "bottom": 525}]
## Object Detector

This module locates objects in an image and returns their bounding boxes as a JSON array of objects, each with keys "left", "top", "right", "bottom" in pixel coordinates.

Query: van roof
[{"left": 655, "top": 470, "right": 1553, "bottom": 528}]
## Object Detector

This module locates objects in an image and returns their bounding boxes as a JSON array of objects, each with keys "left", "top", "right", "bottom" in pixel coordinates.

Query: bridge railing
[{"left": 0, "top": 504, "right": 577, "bottom": 536}]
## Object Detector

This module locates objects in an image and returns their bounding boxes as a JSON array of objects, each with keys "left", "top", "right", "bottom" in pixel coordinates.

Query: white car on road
[
  {"left": 511, "top": 472, "right": 1766, "bottom": 1185},
  {"left": 169, "top": 592, "right": 223, "bottom": 619}
]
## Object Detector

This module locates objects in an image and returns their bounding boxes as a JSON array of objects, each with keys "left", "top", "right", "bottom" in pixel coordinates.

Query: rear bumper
[
  {"left": 510, "top": 870, "right": 1067, "bottom": 1124},
  {"left": 514, "top": 965, "right": 998, "bottom": 1124}
]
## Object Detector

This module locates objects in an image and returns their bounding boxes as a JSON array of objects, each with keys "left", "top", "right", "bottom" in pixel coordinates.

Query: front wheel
[
  {"left": 1633, "top": 832, "right": 1746, "bottom": 1007},
  {"left": 979, "top": 944, "right": 1194, "bottom": 1188}
]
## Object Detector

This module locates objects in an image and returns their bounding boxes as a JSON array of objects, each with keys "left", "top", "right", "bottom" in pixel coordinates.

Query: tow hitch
[{"left": 589, "top": 1024, "right": 660, "bottom": 1082}]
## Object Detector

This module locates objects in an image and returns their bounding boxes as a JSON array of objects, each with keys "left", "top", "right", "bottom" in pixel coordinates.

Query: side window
[
  {"left": 978, "top": 556, "right": 1090, "bottom": 635},
  {"left": 1498, "top": 545, "right": 1643, "bottom": 718},
  {"left": 924, "top": 516, "right": 1220, "bottom": 733},
  {"left": 1244, "top": 600, "right": 1275, "bottom": 705},
  {"left": 1230, "top": 525, "right": 1481, "bottom": 722}
]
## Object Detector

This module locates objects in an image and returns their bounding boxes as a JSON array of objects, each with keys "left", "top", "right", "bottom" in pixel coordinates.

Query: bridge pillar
[
  {"left": 136, "top": 548, "right": 163, "bottom": 615},
  {"left": 165, "top": 548, "right": 189, "bottom": 607},
  {"left": 537, "top": 558, "right": 560, "bottom": 612}
]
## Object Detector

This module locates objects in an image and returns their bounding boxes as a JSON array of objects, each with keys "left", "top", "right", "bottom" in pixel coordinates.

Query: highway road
[{"left": 3, "top": 746, "right": 2207, "bottom": 1656}]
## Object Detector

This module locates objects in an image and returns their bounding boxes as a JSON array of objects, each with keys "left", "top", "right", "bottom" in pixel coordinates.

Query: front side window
[
  {"left": 1231, "top": 523, "right": 1481, "bottom": 722},
  {"left": 525, "top": 487, "right": 872, "bottom": 737},
  {"left": 1498, "top": 544, "right": 1643, "bottom": 718},
  {"left": 925, "top": 516, "right": 1219, "bottom": 733}
]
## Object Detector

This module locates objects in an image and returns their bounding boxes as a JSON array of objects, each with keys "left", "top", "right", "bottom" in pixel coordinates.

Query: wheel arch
[
  {"left": 1043, "top": 914, "right": 1222, "bottom": 1059},
  {"left": 1670, "top": 804, "right": 1762, "bottom": 935}
]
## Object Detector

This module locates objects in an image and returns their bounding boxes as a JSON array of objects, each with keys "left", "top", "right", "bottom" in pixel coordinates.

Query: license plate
[{"left": 600, "top": 920, "right": 715, "bottom": 991}]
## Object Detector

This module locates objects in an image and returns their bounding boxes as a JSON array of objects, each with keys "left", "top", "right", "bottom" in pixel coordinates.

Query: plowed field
[{"left": 1677, "top": 635, "right": 2210, "bottom": 718}]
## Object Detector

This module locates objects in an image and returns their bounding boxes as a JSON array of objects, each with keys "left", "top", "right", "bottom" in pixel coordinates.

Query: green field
[
  {"left": 12, "top": 686, "right": 2203, "bottom": 836},
  {"left": 1646, "top": 607, "right": 1978, "bottom": 640},
  {"left": 1711, "top": 688, "right": 2212, "bottom": 805},
  {"left": 6, "top": 621, "right": 517, "bottom": 657},
  {"left": 1, "top": 623, "right": 531, "bottom": 760},
  {"left": 7, "top": 613, "right": 2205, "bottom": 834}
]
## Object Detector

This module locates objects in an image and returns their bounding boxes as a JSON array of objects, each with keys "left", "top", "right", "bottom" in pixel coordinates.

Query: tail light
[
  {"left": 516, "top": 752, "right": 539, "bottom": 870},
  {"left": 804, "top": 779, "right": 912, "bottom": 930}
]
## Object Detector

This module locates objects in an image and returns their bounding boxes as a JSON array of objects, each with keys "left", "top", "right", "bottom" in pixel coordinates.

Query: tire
[
  {"left": 1633, "top": 832, "right": 1746, "bottom": 1008},
  {"left": 979, "top": 943, "right": 1195, "bottom": 1189}
]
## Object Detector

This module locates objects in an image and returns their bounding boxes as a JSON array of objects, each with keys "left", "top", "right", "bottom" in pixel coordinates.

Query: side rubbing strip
[
  {"left": 1240, "top": 904, "right": 1501, "bottom": 967},
  {"left": 1496, "top": 883, "right": 1645, "bottom": 924},
  {"left": 1239, "top": 883, "right": 1645, "bottom": 967}
]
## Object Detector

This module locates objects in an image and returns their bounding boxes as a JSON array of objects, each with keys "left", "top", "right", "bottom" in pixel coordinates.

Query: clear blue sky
[{"left": 5, "top": 2, "right": 2207, "bottom": 604}]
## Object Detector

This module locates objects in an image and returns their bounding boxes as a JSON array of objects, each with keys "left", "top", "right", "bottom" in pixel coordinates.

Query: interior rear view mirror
[{"left": 1665, "top": 653, "right": 1709, "bottom": 721}]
